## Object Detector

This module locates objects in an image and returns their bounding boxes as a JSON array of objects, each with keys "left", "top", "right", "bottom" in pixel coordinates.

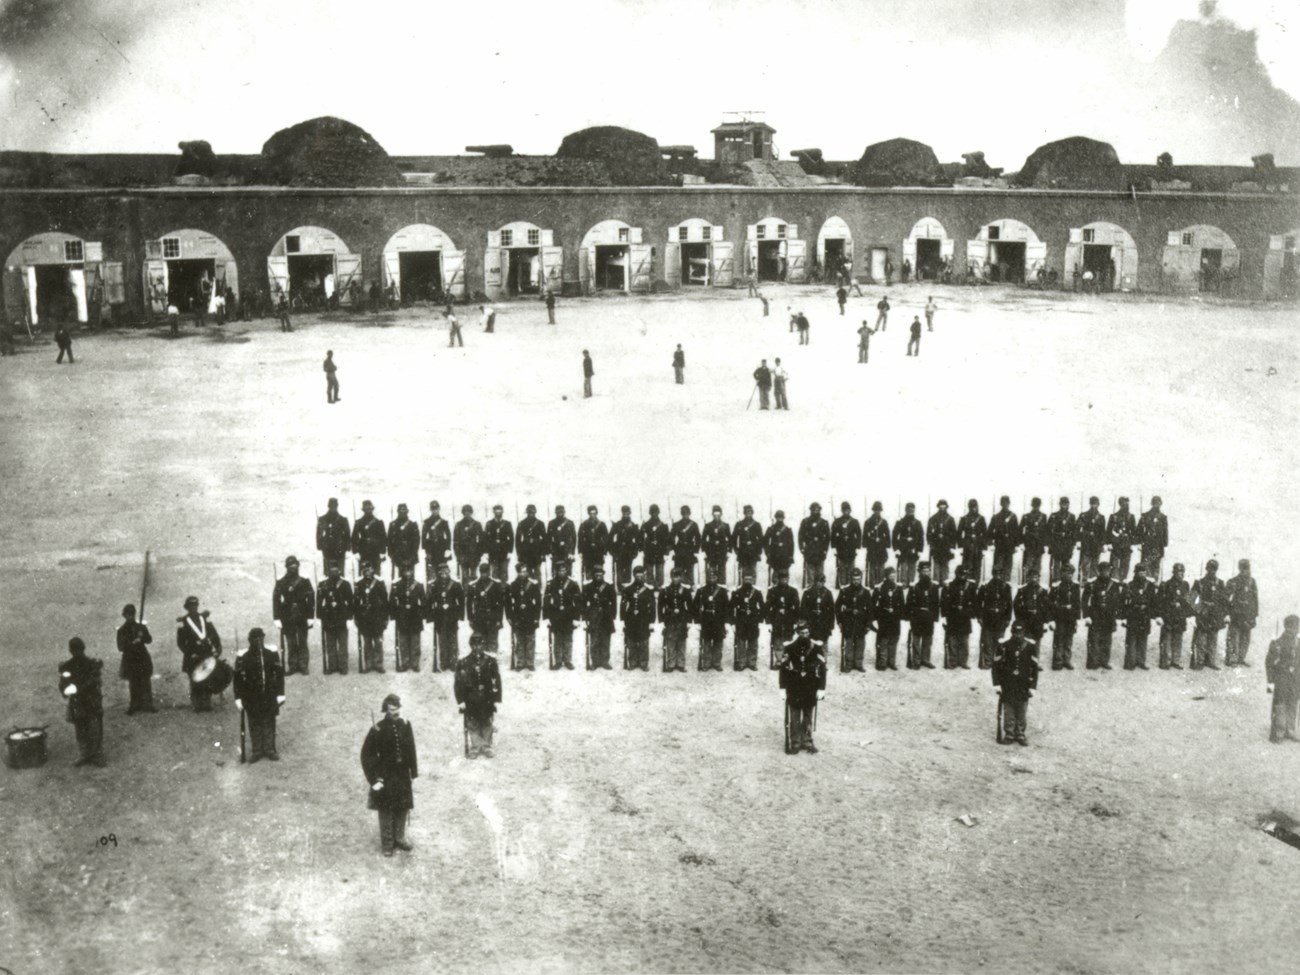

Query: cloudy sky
[{"left": 1, "top": 0, "right": 1297, "bottom": 165}]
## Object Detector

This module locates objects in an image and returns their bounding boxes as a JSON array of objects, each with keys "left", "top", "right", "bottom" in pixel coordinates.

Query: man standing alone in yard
[
  {"left": 673, "top": 344, "right": 686, "bottom": 384},
  {"left": 323, "top": 350, "right": 339, "bottom": 403},
  {"left": 583, "top": 350, "right": 594, "bottom": 399}
]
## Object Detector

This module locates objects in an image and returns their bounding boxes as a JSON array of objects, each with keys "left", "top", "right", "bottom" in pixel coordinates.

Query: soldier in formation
[
  {"left": 273, "top": 555, "right": 315, "bottom": 676},
  {"left": 317, "top": 563, "right": 353, "bottom": 675},
  {"left": 506, "top": 562, "right": 542, "bottom": 670},
  {"left": 117, "top": 603, "right": 155, "bottom": 714},
  {"left": 621, "top": 565, "right": 656, "bottom": 670},
  {"left": 582, "top": 566, "right": 617, "bottom": 669}
]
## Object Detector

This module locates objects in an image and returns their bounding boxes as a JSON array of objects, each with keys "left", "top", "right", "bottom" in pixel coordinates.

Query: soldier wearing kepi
[
  {"left": 1077, "top": 497, "right": 1106, "bottom": 582},
  {"left": 59, "top": 637, "right": 106, "bottom": 766},
  {"left": 993, "top": 622, "right": 1040, "bottom": 747},
  {"left": 620, "top": 566, "right": 657, "bottom": 671},
  {"left": 1083, "top": 561, "right": 1123, "bottom": 670},
  {"left": 658, "top": 568, "right": 694, "bottom": 672},
  {"left": 1013, "top": 567, "right": 1050, "bottom": 653},
  {"left": 763, "top": 511, "right": 795, "bottom": 587},
  {"left": 1265, "top": 616, "right": 1300, "bottom": 743},
  {"left": 694, "top": 570, "right": 731, "bottom": 671},
  {"left": 581, "top": 566, "right": 617, "bottom": 670},
  {"left": 1019, "top": 498, "right": 1048, "bottom": 584},
  {"left": 1047, "top": 497, "right": 1079, "bottom": 584},
  {"left": 863, "top": 502, "right": 891, "bottom": 586},
  {"left": 671, "top": 505, "right": 702, "bottom": 583},
  {"left": 1225, "top": 559, "right": 1259, "bottom": 667},
  {"left": 1190, "top": 559, "right": 1227, "bottom": 670},
  {"left": 905, "top": 561, "right": 941, "bottom": 669},
  {"left": 766, "top": 569, "right": 801, "bottom": 670},
  {"left": 1106, "top": 497, "right": 1137, "bottom": 582},
  {"left": 609, "top": 506, "right": 643, "bottom": 587},
  {"left": 733, "top": 505, "right": 765, "bottom": 583},
  {"left": 800, "top": 573, "right": 836, "bottom": 649},
  {"left": 542, "top": 561, "right": 582, "bottom": 670},
  {"left": 1137, "top": 496, "right": 1169, "bottom": 579},
  {"left": 1158, "top": 563, "right": 1193, "bottom": 669},
  {"left": 467, "top": 563, "right": 506, "bottom": 656},
  {"left": 547, "top": 505, "right": 577, "bottom": 578},
  {"left": 354, "top": 563, "right": 390, "bottom": 673},
  {"left": 234, "top": 628, "right": 285, "bottom": 763},
  {"left": 361, "top": 694, "right": 418, "bottom": 857},
  {"left": 1122, "top": 564, "right": 1158, "bottom": 670},
  {"left": 874, "top": 567, "right": 906, "bottom": 670},
  {"left": 317, "top": 563, "right": 353, "bottom": 675},
  {"left": 731, "top": 570, "right": 765, "bottom": 671},
  {"left": 352, "top": 500, "right": 387, "bottom": 575},
  {"left": 779, "top": 621, "right": 827, "bottom": 755},
  {"left": 117, "top": 604, "right": 155, "bottom": 714},
  {"left": 505, "top": 562, "right": 542, "bottom": 670},
  {"left": 957, "top": 499, "right": 988, "bottom": 583},
  {"left": 926, "top": 500, "right": 958, "bottom": 584},
  {"left": 641, "top": 504, "right": 671, "bottom": 589},
  {"left": 456, "top": 635, "right": 503, "bottom": 759},
  {"left": 798, "top": 503, "right": 832, "bottom": 588},
  {"left": 831, "top": 502, "right": 862, "bottom": 588},
  {"left": 892, "top": 503, "right": 924, "bottom": 586},
  {"left": 421, "top": 501, "right": 452, "bottom": 579},
  {"left": 316, "top": 498, "right": 351, "bottom": 574},
  {"left": 428, "top": 564, "right": 465, "bottom": 672},
  {"left": 273, "top": 556, "right": 316, "bottom": 676},
  {"left": 177, "top": 596, "right": 223, "bottom": 712},
  {"left": 454, "top": 505, "right": 484, "bottom": 586},
  {"left": 835, "top": 568, "right": 874, "bottom": 672},
  {"left": 578, "top": 506, "right": 609, "bottom": 582},
  {"left": 389, "top": 564, "right": 426, "bottom": 672},
  {"left": 483, "top": 506, "right": 514, "bottom": 583},
  {"left": 701, "top": 507, "right": 732, "bottom": 586},
  {"left": 1049, "top": 564, "right": 1083, "bottom": 670},
  {"left": 387, "top": 504, "right": 420, "bottom": 577},
  {"left": 941, "top": 565, "right": 979, "bottom": 668},
  {"left": 989, "top": 496, "right": 1020, "bottom": 582},
  {"left": 976, "top": 566, "right": 1013, "bottom": 669},
  {"left": 515, "top": 504, "right": 546, "bottom": 579}
]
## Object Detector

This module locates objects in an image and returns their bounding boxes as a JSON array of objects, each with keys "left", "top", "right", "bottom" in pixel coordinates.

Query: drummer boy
[{"left": 58, "top": 637, "right": 106, "bottom": 767}]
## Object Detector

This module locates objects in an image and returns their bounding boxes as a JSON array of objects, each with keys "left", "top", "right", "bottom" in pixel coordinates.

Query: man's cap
[
  {"left": 712, "top": 505, "right": 722, "bottom": 514},
  {"left": 1284, "top": 614, "right": 1299, "bottom": 628},
  {"left": 430, "top": 500, "right": 440, "bottom": 509},
  {"left": 810, "top": 502, "right": 821, "bottom": 511},
  {"left": 918, "top": 561, "right": 931, "bottom": 570},
  {"left": 1025, "top": 566, "right": 1040, "bottom": 577},
  {"left": 742, "top": 570, "right": 755, "bottom": 580},
  {"left": 592, "top": 566, "right": 605, "bottom": 575},
  {"left": 851, "top": 568, "right": 863, "bottom": 577},
  {"left": 841, "top": 502, "right": 851, "bottom": 512},
  {"left": 633, "top": 565, "right": 645, "bottom": 575},
  {"left": 122, "top": 604, "right": 136, "bottom": 617},
  {"left": 1097, "top": 560, "right": 1111, "bottom": 569},
  {"left": 587, "top": 505, "right": 597, "bottom": 514},
  {"left": 680, "top": 505, "right": 691, "bottom": 515},
  {"left": 937, "top": 499, "right": 948, "bottom": 508},
  {"left": 462, "top": 504, "right": 473, "bottom": 514},
  {"left": 1206, "top": 558, "right": 1219, "bottom": 570},
  {"left": 1059, "top": 496, "right": 1070, "bottom": 504},
  {"left": 516, "top": 562, "right": 528, "bottom": 570},
  {"left": 872, "top": 501, "right": 883, "bottom": 511},
  {"left": 248, "top": 627, "right": 265, "bottom": 640},
  {"left": 743, "top": 504, "right": 753, "bottom": 513},
  {"left": 649, "top": 504, "right": 660, "bottom": 514},
  {"left": 967, "top": 499, "right": 978, "bottom": 508},
  {"left": 621, "top": 505, "right": 631, "bottom": 513},
  {"left": 1118, "top": 496, "right": 1129, "bottom": 504},
  {"left": 1238, "top": 558, "right": 1250, "bottom": 569},
  {"left": 953, "top": 566, "right": 965, "bottom": 577},
  {"left": 795, "top": 620, "right": 810, "bottom": 631},
  {"left": 526, "top": 504, "right": 536, "bottom": 512},
  {"left": 478, "top": 563, "right": 490, "bottom": 573},
  {"left": 69, "top": 637, "right": 86, "bottom": 652},
  {"left": 883, "top": 566, "right": 895, "bottom": 576},
  {"left": 775, "top": 510, "right": 785, "bottom": 518},
  {"left": 1011, "top": 621, "right": 1025, "bottom": 633},
  {"left": 285, "top": 555, "right": 299, "bottom": 568},
  {"left": 1152, "top": 496, "right": 1163, "bottom": 505},
  {"left": 328, "top": 497, "right": 339, "bottom": 506},
  {"left": 363, "top": 499, "right": 374, "bottom": 509},
  {"left": 493, "top": 505, "right": 503, "bottom": 513},
  {"left": 184, "top": 595, "right": 199, "bottom": 608},
  {"left": 1000, "top": 495, "right": 1010, "bottom": 504},
  {"left": 1089, "top": 496, "right": 1099, "bottom": 505},
  {"left": 1031, "top": 497, "right": 1042, "bottom": 505},
  {"left": 1172, "top": 562, "right": 1184, "bottom": 571},
  {"left": 382, "top": 693, "right": 401, "bottom": 709},
  {"left": 905, "top": 502, "right": 915, "bottom": 511},
  {"left": 397, "top": 503, "right": 408, "bottom": 512},
  {"left": 815, "top": 573, "right": 826, "bottom": 582}
]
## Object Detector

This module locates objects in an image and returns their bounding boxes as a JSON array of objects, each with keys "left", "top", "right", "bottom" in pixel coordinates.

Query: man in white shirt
[{"left": 773, "top": 358, "right": 789, "bottom": 411}]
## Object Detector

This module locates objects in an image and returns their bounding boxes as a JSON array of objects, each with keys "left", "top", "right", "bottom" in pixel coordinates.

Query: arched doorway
[
  {"left": 1264, "top": 229, "right": 1299, "bottom": 299},
  {"left": 1063, "top": 221, "right": 1138, "bottom": 292},
  {"left": 579, "top": 219, "right": 650, "bottom": 294},
  {"left": 903, "top": 217, "right": 953, "bottom": 282},
  {"left": 143, "top": 229, "right": 238, "bottom": 317},
  {"left": 268, "top": 226, "right": 362, "bottom": 308},
  {"left": 816, "top": 217, "right": 853, "bottom": 283},
  {"left": 484, "top": 222, "right": 561, "bottom": 300},
  {"left": 2, "top": 231, "right": 114, "bottom": 328},
  {"left": 665, "top": 219, "right": 732, "bottom": 288},
  {"left": 380, "top": 224, "right": 466, "bottom": 303},
  {"left": 1161, "top": 225, "right": 1240, "bottom": 294},
  {"left": 966, "top": 219, "right": 1046, "bottom": 284},
  {"left": 746, "top": 217, "right": 805, "bottom": 283}
]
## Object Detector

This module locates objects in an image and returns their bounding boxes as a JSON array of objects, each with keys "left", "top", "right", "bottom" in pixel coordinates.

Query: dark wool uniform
[
  {"left": 608, "top": 516, "right": 643, "bottom": 586},
  {"left": 780, "top": 635, "right": 826, "bottom": 753},
  {"left": 117, "top": 619, "right": 154, "bottom": 713},
  {"left": 702, "top": 519, "right": 732, "bottom": 586},
  {"left": 733, "top": 516, "right": 765, "bottom": 582},
  {"left": 926, "top": 510, "right": 958, "bottom": 584},
  {"left": 957, "top": 511, "right": 988, "bottom": 582},
  {"left": 316, "top": 510, "right": 351, "bottom": 573},
  {"left": 892, "top": 513, "right": 924, "bottom": 585},
  {"left": 976, "top": 578, "right": 1013, "bottom": 669},
  {"left": 454, "top": 516, "right": 485, "bottom": 586},
  {"left": 467, "top": 575, "right": 505, "bottom": 654},
  {"left": 1049, "top": 578, "right": 1083, "bottom": 669},
  {"left": 1265, "top": 632, "right": 1299, "bottom": 741},
  {"left": 905, "top": 576, "right": 941, "bottom": 668},
  {"left": 1225, "top": 572, "right": 1259, "bottom": 666},
  {"left": 873, "top": 578, "right": 906, "bottom": 670},
  {"left": 798, "top": 512, "right": 831, "bottom": 588},
  {"left": 59, "top": 650, "right": 105, "bottom": 765},
  {"left": 694, "top": 582, "right": 730, "bottom": 671},
  {"left": 177, "top": 611, "right": 223, "bottom": 711},
  {"left": 835, "top": 580, "right": 874, "bottom": 671},
  {"left": 657, "top": 579, "right": 694, "bottom": 671},
  {"left": 387, "top": 517, "right": 421, "bottom": 575},
  {"left": 515, "top": 514, "right": 546, "bottom": 575},
  {"left": 1077, "top": 508, "right": 1106, "bottom": 581},
  {"left": 542, "top": 575, "right": 582, "bottom": 669},
  {"left": 389, "top": 576, "right": 426, "bottom": 671},
  {"left": 993, "top": 635, "right": 1039, "bottom": 744},
  {"left": 1190, "top": 574, "right": 1227, "bottom": 669},
  {"left": 361, "top": 715, "right": 418, "bottom": 855},
  {"left": 941, "top": 576, "right": 979, "bottom": 668},
  {"left": 671, "top": 516, "right": 702, "bottom": 580},
  {"left": 421, "top": 513, "right": 452, "bottom": 576},
  {"left": 1013, "top": 582, "right": 1050, "bottom": 646},
  {"left": 352, "top": 514, "right": 388, "bottom": 573},
  {"left": 234, "top": 640, "right": 284, "bottom": 761},
  {"left": 427, "top": 577, "right": 465, "bottom": 671},
  {"left": 483, "top": 517, "right": 514, "bottom": 583},
  {"left": 1137, "top": 507, "right": 1168, "bottom": 577},
  {"left": 831, "top": 513, "right": 862, "bottom": 588},
  {"left": 763, "top": 521, "right": 795, "bottom": 583},
  {"left": 641, "top": 516, "right": 671, "bottom": 588},
  {"left": 989, "top": 508, "right": 1020, "bottom": 581},
  {"left": 455, "top": 647, "right": 502, "bottom": 757},
  {"left": 1122, "top": 576, "right": 1158, "bottom": 669},
  {"left": 620, "top": 578, "right": 657, "bottom": 670},
  {"left": 1158, "top": 575, "right": 1193, "bottom": 668},
  {"left": 1047, "top": 508, "right": 1079, "bottom": 583},
  {"left": 1019, "top": 506, "right": 1048, "bottom": 583},
  {"left": 730, "top": 584, "right": 765, "bottom": 670},
  {"left": 354, "top": 576, "right": 389, "bottom": 673},
  {"left": 1105, "top": 507, "right": 1137, "bottom": 581},
  {"left": 863, "top": 513, "right": 891, "bottom": 586},
  {"left": 581, "top": 577, "right": 618, "bottom": 669},
  {"left": 505, "top": 574, "right": 542, "bottom": 669},
  {"left": 1083, "top": 576, "right": 1123, "bottom": 669},
  {"left": 316, "top": 575, "right": 353, "bottom": 674},
  {"left": 272, "top": 572, "right": 316, "bottom": 675},
  {"left": 800, "top": 583, "right": 837, "bottom": 644},
  {"left": 578, "top": 517, "right": 610, "bottom": 582},
  {"left": 766, "top": 579, "right": 801, "bottom": 668},
  {"left": 547, "top": 515, "right": 577, "bottom": 576}
]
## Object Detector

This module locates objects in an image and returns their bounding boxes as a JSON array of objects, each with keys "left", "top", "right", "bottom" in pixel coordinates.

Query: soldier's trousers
[
  {"left": 1080, "top": 552, "right": 1100, "bottom": 582},
  {"left": 771, "top": 626, "right": 793, "bottom": 668},
  {"left": 395, "top": 627, "right": 421, "bottom": 672},
  {"left": 1049, "top": 553, "right": 1074, "bottom": 584},
  {"left": 283, "top": 624, "right": 310, "bottom": 675},
  {"left": 979, "top": 624, "right": 1006, "bottom": 668},
  {"left": 907, "top": 629, "right": 934, "bottom": 668},
  {"left": 624, "top": 632, "right": 650, "bottom": 670},
  {"left": 841, "top": 632, "right": 866, "bottom": 671},
  {"left": 876, "top": 625, "right": 900, "bottom": 669},
  {"left": 1111, "top": 548, "right": 1132, "bottom": 581},
  {"left": 896, "top": 554, "right": 918, "bottom": 586},
  {"left": 1086, "top": 625, "right": 1114, "bottom": 668},
  {"left": 377, "top": 808, "right": 409, "bottom": 855},
  {"left": 489, "top": 559, "right": 509, "bottom": 583},
  {"left": 323, "top": 625, "right": 349, "bottom": 674},
  {"left": 698, "top": 633, "right": 725, "bottom": 671},
  {"left": 866, "top": 558, "right": 887, "bottom": 587},
  {"left": 802, "top": 559, "right": 826, "bottom": 588},
  {"left": 945, "top": 629, "right": 971, "bottom": 668},
  {"left": 785, "top": 701, "right": 815, "bottom": 752},
  {"left": 246, "top": 710, "right": 277, "bottom": 759},
  {"left": 511, "top": 630, "right": 537, "bottom": 669},
  {"left": 706, "top": 558, "right": 727, "bottom": 585},
  {"left": 190, "top": 683, "right": 214, "bottom": 712},
  {"left": 126, "top": 675, "right": 153, "bottom": 712},
  {"left": 734, "top": 634, "right": 759, "bottom": 670},
  {"left": 586, "top": 629, "right": 612, "bottom": 668},
  {"left": 1140, "top": 550, "right": 1163, "bottom": 579},
  {"left": 663, "top": 623, "right": 688, "bottom": 671},
  {"left": 835, "top": 557, "right": 857, "bottom": 588},
  {"left": 73, "top": 715, "right": 104, "bottom": 764},
  {"left": 1270, "top": 693, "right": 1298, "bottom": 741},
  {"left": 1190, "top": 626, "right": 1220, "bottom": 669},
  {"left": 614, "top": 557, "right": 634, "bottom": 587},
  {"left": 931, "top": 554, "right": 952, "bottom": 584},
  {"left": 550, "top": 628, "right": 573, "bottom": 669},
  {"left": 1052, "top": 625, "right": 1076, "bottom": 669},
  {"left": 1001, "top": 694, "right": 1029, "bottom": 742},
  {"left": 1158, "top": 626, "right": 1185, "bottom": 668},
  {"left": 1123, "top": 624, "right": 1151, "bottom": 669},
  {"left": 361, "top": 632, "right": 385, "bottom": 672},
  {"left": 434, "top": 624, "right": 460, "bottom": 671},
  {"left": 1021, "top": 547, "right": 1044, "bottom": 584},
  {"left": 992, "top": 548, "right": 1015, "bottom": 581},
  {"left": 465, "top": 709, "right": 495, "bottom": 757},
  {"left": 475, "top": 628, "right": 500, "bottom": 655},
  {"left": 1225, "top": 623, "right": 1253, "bottom": 665},
  {"left": 960, "top": 550, "right": 983, "bottom": 583},
  {"left": 457, "top": 561, "right": 476, "bottom": 586},
  {"left": 645, "top": 561, "right": 665, "bottom": 589}
]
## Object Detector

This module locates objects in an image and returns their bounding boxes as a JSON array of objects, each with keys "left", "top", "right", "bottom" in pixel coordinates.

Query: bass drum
[{"left": 191, "top": 655, "right": 233, "bottom": 694}]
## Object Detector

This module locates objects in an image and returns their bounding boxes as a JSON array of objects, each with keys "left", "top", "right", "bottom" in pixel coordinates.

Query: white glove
[
  {"left": 816, "top": 691, "right": 825, "bottom": 701},
  {"left": 235, "top": 699, "right": 243, "bottom": 711},
  {"left": 779, "top": 691, "right": 786, "bottom": 703},
  {"left": 276, "top": 695, "right": 285, "bottom": 705},
  {"left": 62, "top": 683, "right": 78, "bottom": 697},
  {"left": 371, "top": 780, "right": 384, "bottom": 791},
  {"left": 275, "top": 620, "right": 282, "bottom": 631}
]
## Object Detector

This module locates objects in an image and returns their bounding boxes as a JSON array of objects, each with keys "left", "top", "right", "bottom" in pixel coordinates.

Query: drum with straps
[{"left": 191, "top": 655, "right": 233, "bottom": 694}]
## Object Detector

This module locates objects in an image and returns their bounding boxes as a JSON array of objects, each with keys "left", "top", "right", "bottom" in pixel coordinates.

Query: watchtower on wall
[{"left": 712, "top": 115, "right": 776, "bottom": 166}]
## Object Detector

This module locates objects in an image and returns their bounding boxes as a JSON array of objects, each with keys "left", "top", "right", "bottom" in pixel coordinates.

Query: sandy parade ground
[{"left": 1, "top": 281, "right": 1299, "bottom": 974}]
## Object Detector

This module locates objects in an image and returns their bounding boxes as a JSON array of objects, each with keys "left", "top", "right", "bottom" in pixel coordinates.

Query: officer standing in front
[
  {"left": 234, "top": 627, "right": 285, "bottom": 763},
  {"left": 779, "top": 621, "right": 826, "bottom": 755},
  {"left": 455, "top": 636, "right": 503, "bottom": 759},
  {"left": 361, "top": 694, "right": 417, "bottom": 857},
  {"left": 993, "top": 622, "right": 1039, "bottom": 746}
]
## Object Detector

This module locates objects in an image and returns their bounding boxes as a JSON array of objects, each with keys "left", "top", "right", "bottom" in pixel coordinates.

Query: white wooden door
[
  {"left": 663, "top": 242, "right": 681, "bottom": 289},
  {"left": 266, "top": 256, "right": 289, "bottom": 302},
  {"left": 630, "top": 243, "right": 652, "bottom": 292},
  {"left": 335, "top": 254, "right": 362, "bottom": 304},
  {"left": 443, "top": 249, "right": 465, "bottom": 297},
  {"left": 965, "top": 240, "right": 987, "bottom": 277},
  {"left": 103, "top": 262, "right": 125, "bottom": 306},
  {"left": 711, "top": 241, "right": 734, "bottom": 287},
  {"left": 146, "top": 259, "right": 169, "bottom": 314},
  {"left": 541, "top": 245, "right": 563, "bottom": 293},
  {"left": 382, "top": 251, "right": 401, "bottom": 295}
]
